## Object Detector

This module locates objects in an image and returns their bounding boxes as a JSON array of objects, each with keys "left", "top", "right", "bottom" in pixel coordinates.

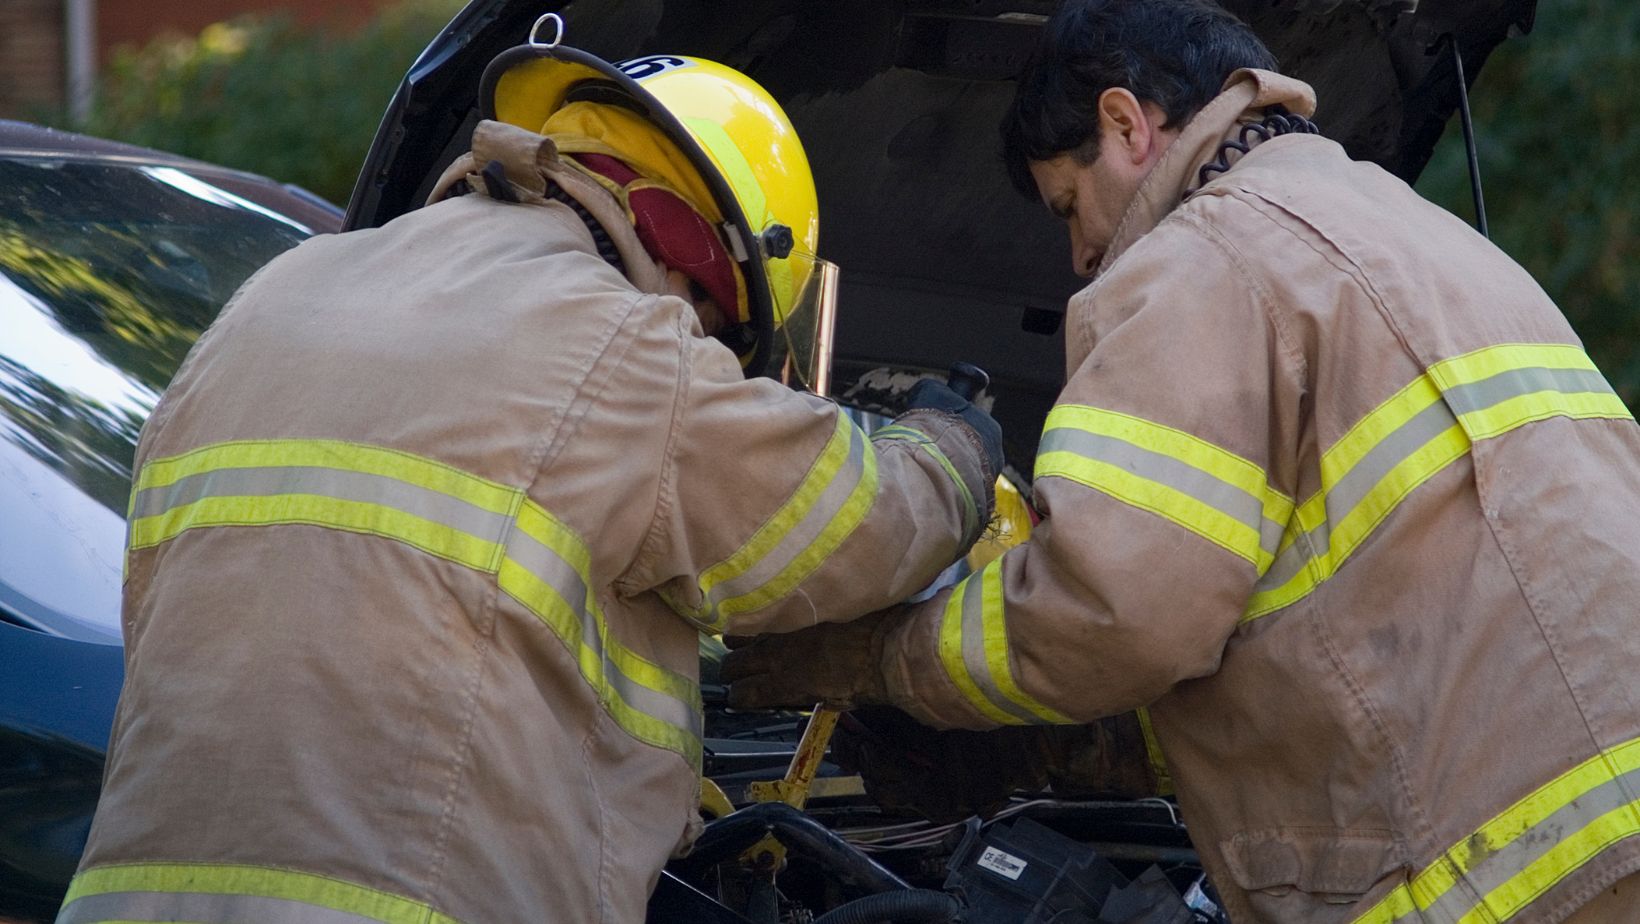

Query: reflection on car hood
[
  {"left": 0, "top": 440, "right": 126, "bottom": 644},
  {"left": 0, "top": 133, "right": 340, "bottom": 641}
]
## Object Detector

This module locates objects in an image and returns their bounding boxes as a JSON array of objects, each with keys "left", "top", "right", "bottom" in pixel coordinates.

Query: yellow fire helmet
[{"left": 478, "top": 17, "right": 821, "bottom": 376}]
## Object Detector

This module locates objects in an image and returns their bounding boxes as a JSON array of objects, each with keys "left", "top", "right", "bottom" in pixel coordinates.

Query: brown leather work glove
[
  {"left": 832, "top": 709, "right": 1162, "bottom": 823},
  {"left": 721, "top": 609, "right": 901, "bottom": 711},
  {"left": 1039, "top": 712, "right": 1161, "bottom": 800},
  {"left": 832, "top": 707, "right": 1054, "bottom": 822}
]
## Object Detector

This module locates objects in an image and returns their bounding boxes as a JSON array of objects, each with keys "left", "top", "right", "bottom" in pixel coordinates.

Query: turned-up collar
[{"left": 1093, "top": 68, "right": 1317, "bottom": 278}]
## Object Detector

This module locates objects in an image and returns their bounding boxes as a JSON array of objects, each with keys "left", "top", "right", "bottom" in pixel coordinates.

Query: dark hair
[{"left": 1001, "top": 0, "right": 1278, "bottom": 198}]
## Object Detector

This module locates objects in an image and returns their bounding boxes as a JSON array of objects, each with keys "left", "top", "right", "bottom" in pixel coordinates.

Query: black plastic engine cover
[{"left": 944, "top": 817, "right": 1196, "bottom": 923}]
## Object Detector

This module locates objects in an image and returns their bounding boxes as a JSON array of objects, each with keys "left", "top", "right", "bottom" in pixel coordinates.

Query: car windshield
[{"left": 0, "top": 156, "right": 314, "bottom": 642}]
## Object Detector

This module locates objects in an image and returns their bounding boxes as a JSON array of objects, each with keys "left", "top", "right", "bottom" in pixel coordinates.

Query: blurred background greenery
[
  {"left": 38, "top": 0, "right": 1640, "bottom": 404},
  {"left": 60, "top": 0, "right": 463, "bottom": 208},
  {"left": 1416, "top": 0, "right": 1640, "bottom": 405}
]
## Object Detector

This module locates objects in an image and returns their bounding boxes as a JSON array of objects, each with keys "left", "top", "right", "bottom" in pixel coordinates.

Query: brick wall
[{"left": 0, "top": 0, "right": 66, "bottom": 119}]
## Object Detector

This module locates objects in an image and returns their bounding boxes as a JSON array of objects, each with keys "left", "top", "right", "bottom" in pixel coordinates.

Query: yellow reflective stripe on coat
[
  {"left": 1134, "top": 707, "right": 1175, "bottom": 796},
  {"left": 937, "top": 558, "right": 1073, "bottom": 725},
  {"left": 672, "top": 412, "right": 877, "bottom": 630},
  {"left": 870, "top": 423, "right": 979, "bottom": 541},
  {"left": 126, "top": 439, "right": 702, "bottom": 769},
  {"left": 1352, "top": 736, "right": 1640, "bottom": 924},
  {"left": 1035, "top": 405, "right": 1290, "bottom": 572},
  {"left": 499, "top": 501, "right": 703, "bottom": 767},
  {"left": 129, "top": 439, "right": 519, "bottom": 570},
  {"left": 1431, "top": 343, "right": 1629, "bottom": 439},
  {"left": 1247, "top": 343, "right": 1631, "bottom": 620},
  {"left": 59, "top": 862, "right": 463, "bottom": 924}
]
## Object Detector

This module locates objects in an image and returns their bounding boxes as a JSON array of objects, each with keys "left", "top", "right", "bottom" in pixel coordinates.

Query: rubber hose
[{"left": 811, "top": 889, "right": 961, "bottom": 924}]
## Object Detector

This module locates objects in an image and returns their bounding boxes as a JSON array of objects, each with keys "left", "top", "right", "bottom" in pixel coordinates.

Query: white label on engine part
[
  {"left": 978, "top": 846, "right": 1027, "bottom": 880},
  {"left": 1184, "top": 878, "right": 1220, "bottom": 915}
]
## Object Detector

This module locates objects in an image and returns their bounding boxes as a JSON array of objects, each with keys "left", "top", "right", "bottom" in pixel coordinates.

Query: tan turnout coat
[
  {"left": 61, "top": 122, "right": 992, "bottom": 924},
  {"left": 881, "top": 70, "right": 1640, "bottom": 923}
]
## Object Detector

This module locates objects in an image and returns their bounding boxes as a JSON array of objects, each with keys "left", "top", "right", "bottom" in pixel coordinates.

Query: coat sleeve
[
  {"left": 625, "top": 307, "right": 996, "bottom": 637},
  {"left": 879, "top": 215, "right": 1306, "bottom": 729}
]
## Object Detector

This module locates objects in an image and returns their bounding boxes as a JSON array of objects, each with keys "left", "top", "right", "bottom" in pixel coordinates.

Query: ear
[{"left": 1096, "top": 88, "right": 1159, "bottom": 166}]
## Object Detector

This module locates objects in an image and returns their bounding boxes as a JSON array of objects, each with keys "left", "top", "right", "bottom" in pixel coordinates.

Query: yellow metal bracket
[
  {"left": 746, "top": 705, "right": 840, "bottom": 808},
  {"left": 736, "top": 703, "right": 847, "bottom": 869}
]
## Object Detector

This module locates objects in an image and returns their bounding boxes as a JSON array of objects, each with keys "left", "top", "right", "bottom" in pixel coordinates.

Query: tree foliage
[
  {"left": 1417, "top": 0, "right": 1640, "bottom": 405},
  {"left": 63, "top": 1, "right": 464, "bottom": 207},
  {"left": 51, "top": 0, "right": 1638, "bottom": 405}
]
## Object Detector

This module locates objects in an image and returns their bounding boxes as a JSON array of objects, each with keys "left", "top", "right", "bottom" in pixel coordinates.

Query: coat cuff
[
  {"left": 878, "top": 594, "right": 999, "bottom": 730},
  {"left": 873, "top": 409, "right": 997, "bottom": 548}
]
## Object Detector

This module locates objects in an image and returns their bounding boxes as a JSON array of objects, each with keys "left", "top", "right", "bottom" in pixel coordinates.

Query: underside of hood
[{"left": 347, "top": 0, "right": 1537, "bottom": 464}]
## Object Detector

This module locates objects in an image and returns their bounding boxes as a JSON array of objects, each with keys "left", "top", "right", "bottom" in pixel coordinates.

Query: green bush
[
  {"left": 65, "top": 0, "right": 463, "bottom": 206},
  {"left": 1417, "top": 0, "right": 1640, "bottom": 406},
  {"left": 55, "top": 1, "right": 1638, "bottom": 407}
]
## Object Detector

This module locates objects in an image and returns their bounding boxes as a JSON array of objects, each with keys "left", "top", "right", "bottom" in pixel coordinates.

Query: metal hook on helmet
[{"left": 528, "top": 13, "right": 565, "bottom": 49}]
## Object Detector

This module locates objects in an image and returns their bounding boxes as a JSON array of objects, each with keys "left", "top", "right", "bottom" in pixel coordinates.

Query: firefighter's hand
[
  {"left": 904, "top": 378, "right": 1004, "bottom": 477},
  {"left": 1037, "top": 712, "right": 1162, "bottom": 800},
  {"left": 832, "top": 709, "right": 1162, "bottom": 824},
  {"left": 833, "top": 707, "right": 1053, "bottom": 823},
  {"left": 722, "top": 610, "right": 899, "bottom": 711}
]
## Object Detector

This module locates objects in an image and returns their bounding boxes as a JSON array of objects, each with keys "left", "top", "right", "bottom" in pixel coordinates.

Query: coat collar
[
  {"left": 426, "top": 119, "right": 670, "bottom": 297},
  {"left": 1094, "top": 69, "right": 1317, "bottom": 277}
]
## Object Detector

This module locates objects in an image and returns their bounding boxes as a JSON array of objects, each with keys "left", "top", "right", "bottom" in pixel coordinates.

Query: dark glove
[
  {"left": 832, "top": 709, "right": 1162, "bottom": 823},
  {"left": 832, "top": 706, "right": 1054, "bottom": 823},
  {"left": 904, "top": 378, "right": 1004, "bottom": 477},
  {"left": 1039, "top": 714, "right": 1163, "bottom": 800},
  {"left": 722, "top": 609, "right": 900, "bottom": 711}
]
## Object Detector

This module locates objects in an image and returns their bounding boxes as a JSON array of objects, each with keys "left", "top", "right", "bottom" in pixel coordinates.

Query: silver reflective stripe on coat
[
  {"left": 129, "top": 464, "right": 513, "bottom": 543},
  {"left": 1353, "top": 738, "right": 1640, "bottom": 924},
  {"left": 1440, "top": 366, "right": 1612, "bottom": 418},
  {"left": 1038, "top": 426, "right": 1286, "bottom": 561},
  {"left": 1424, "top": 769, "right": 1640, "bottom": 922},
  {"left": 662, "top": 410, "right": 886, "bottom": 632},
  {"left": 956, "top": 568, "right": 1040, "bottom": 725},
  {"left": 124, "top": 439, "right": 702, "bottom": 766},
  {"left": 935, "top": 559, "right": 1073, "bottom": 726},
  {"left": 1247, "top": 344, "right": 1631, "bottom": 621},
  {"left": 58, "top": 890, "right": 390, "bottom": 924},
  {"left": 504, "top": 520, "right": 702, "bottom": 741},
  {"left": 1251, "top": 399, "right": 1458, "bottom": 599}
]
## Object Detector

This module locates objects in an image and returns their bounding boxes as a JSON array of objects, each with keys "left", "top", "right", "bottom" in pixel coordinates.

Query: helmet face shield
[{"left": 771, "top": 255, "right": 840, "bottom": 396}]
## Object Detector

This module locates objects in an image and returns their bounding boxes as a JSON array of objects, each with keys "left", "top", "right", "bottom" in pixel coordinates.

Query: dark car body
[{"left": 0, "top": 120, "right": 341, "bottom": 917}]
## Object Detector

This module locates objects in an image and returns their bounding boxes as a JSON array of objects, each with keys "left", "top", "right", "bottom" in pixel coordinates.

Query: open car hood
[{"left": 346, "top": 0, "right": 1535, "bottom": 462}]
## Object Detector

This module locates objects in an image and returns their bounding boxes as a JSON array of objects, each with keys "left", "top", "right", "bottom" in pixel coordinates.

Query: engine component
[
  {"left": 810, "top": 889, "right": 959, "bottom": 924},
  {"left": 679, "top": 802, "right": 912, "bottom": 899},
  {"left": 943, "top": 817, "right": 1195, "bottom": 923}
]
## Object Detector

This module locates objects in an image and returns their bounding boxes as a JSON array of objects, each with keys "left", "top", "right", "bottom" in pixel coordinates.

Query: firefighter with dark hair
[{"left": 726, "top": 1, "right": 1640, "bottom": 921}]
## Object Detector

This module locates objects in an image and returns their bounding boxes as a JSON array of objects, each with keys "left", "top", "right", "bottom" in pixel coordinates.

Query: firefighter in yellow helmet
[
  {"left": 483, "top": 42, "right": 823, "bottom": 370},
  {"left": 60, "top": 26, "right": 1001, "bottom": 924}
]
